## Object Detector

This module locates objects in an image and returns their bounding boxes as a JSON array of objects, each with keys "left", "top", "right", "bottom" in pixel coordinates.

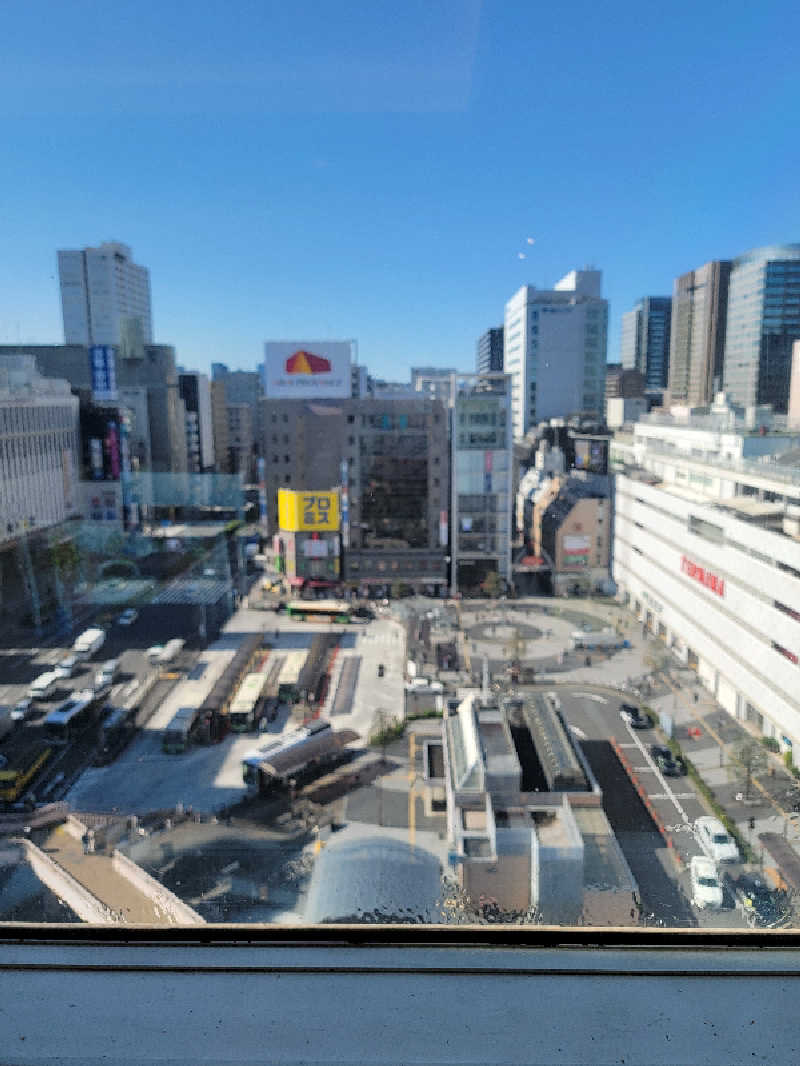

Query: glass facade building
[
  {"left": 451, "top": 373, "right": 512, "bottom": 594},
  {"left": 619, "top": 296, "right": 672, "bottom": 390},
  {"left": 723, "top": 245, "right": 800, "bottom": 413}
]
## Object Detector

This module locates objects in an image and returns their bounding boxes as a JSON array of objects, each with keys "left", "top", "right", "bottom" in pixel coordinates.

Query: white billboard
[{"left": 264, "top": 341, "right": 352, "bottom": 398}]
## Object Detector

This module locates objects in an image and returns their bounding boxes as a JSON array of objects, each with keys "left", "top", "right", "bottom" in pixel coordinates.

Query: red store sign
[{"left": 681, "top": 555, "right": 725, "bottom": 597}]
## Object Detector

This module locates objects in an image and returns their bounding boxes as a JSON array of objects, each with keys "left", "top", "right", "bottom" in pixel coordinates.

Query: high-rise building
[
  {"left": 668, "top": 261, "right": 731, "bottom": 407},
  {"left": 504, "top": 271, "right": 608, "bottom": 441},
  {"left": 605, "top": 364, "right": 645, "bottom": 399},
  {"left": 58, "top": 241, "right": 152, "bottom": 354},
  {"left": 476, "top": 328, "right": 504, "bottom": 374},
  {"left": 619, "top": 297, "right": 672, "bottom": 391},
  {"left": 178, "top": 372, "right": 215, "bottom": 472},
  {"left": 227, "top": 403, "right": 254, "bottom": 479},
  {"left": 723, "top": 244, "right": 800, "bottom": 413},
  {"left": 451, "top": 373, "right": 512, "bottom": 595}
]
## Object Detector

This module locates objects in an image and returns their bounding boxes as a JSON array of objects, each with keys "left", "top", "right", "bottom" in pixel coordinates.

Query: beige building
[
  {"left": 540, "top": 477, "right": 611, "bottom": 595},
  {"left": 789, "top": 340, "right": 800, "bottom": 426},
  {"left": 209, "top": 380, "right": 230, "bottom": 473}
]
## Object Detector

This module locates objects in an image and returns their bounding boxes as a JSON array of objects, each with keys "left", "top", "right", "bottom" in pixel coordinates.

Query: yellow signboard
[{"left": 278, "top": 489, "right": 340, "bottom": 532}]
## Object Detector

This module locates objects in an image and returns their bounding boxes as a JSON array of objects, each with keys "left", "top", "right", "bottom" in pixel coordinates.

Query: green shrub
[
  {"left": 784, "top": 750, "right": 794, "bottom": 771},
  {"left": 761, "top": 736, "right": 780, "bottom": 753}
]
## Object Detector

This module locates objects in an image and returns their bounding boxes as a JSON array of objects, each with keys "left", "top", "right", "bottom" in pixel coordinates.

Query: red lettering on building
[{"left": 681, "top": 555, "right": 725, "bottom": 597}]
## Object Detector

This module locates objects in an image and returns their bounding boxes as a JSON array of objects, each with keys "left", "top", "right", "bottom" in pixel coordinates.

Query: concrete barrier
[
  {"left": 17, "top": 838, "right": 118, "bottom": 924},
  {"left": 111, "top": 850, "right": 205, "bottom": 925}
]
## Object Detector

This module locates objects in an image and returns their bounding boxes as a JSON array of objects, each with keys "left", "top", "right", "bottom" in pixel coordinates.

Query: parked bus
[
  {"left": 229, "top": 671, "right": 271, "bottom": 733},
  {"left": 286, "top": 599, "right": 351, "bottom": 623},
  {"left": 0, "top": 735, "right": 52, "bottom": 803},
  {"left": 95, "top": 705, "right": 136, "bottom": 766},
  {"left": 28, "top": 671, "right": 60, "bottom": 701},
  {"left": 277, "top": 650, "right": 308, "bottom": 704},
  {"left": 198, "top": 632, "right": 264, "bottom": 740},
  {"left": 162, "top": 706, "right": 206, "bottom": 754},
  {"left": 297, "top": 632, "right": 340, "bottom": 705},
  {"left": 43, "top": 690, "right": 97, "bottom": 744}
]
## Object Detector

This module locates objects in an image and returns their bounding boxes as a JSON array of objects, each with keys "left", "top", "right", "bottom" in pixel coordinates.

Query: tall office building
[
  {"left": 476, "top": 328, "right": 504, "bottom": 374},
  {"left": 723, "top": 245, "right": 800, "bottom": 413},
  {"left": 619, "top": 297, "right": 672, "bottom": 391},
  {"left": 58, "top": 241, "right": 152, "bottom": 354},
  {"left": 504, "top": 271, "right": 608, "bottom": 441},
  {"left": 668, "top": 261, "right": 731, "bottom": 407},
  {"left": 451, "top": 374, "right": 512, "bottom": 595}
]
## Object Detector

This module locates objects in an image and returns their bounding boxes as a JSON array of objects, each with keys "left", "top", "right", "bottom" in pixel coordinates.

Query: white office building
[
  {"left": 612, "top": 404, "right": 800, "bottom": 760},
  {"left": 504, "top": 271, "right": 608, "bottom": 441},
  {"left": 58, "top": 241, "right": 152, "bottom": 353},
  {"left": 0, "top": 356, "right": 79, "bottom": 546}
]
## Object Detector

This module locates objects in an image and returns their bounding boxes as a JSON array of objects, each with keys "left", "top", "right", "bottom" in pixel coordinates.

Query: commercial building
[
  {"left": 540, "top": 475, "right": 611, "bottom": 596},
  {"left": 259, "top": 395, "right": 449, "bottom": 594},
  {"left": 273, "top": 488, "right": 342, "bottom": 588},
  {"left": 612, "top": 406, "right": 800, "bottom": 760},
  {"left": 178, "top": 372, "right": 215, "bottom": 473},
  {"left": 411, "top": 367, "right": 458, "bottom": 408},
  {"left": 620, "top": 296, "right": 672, "bottom": 391},
  {"left": 209, "top": 379, "right": 230, "bottom": 473},
  {"left": 227, "top": 403, "right": 254, "bottom": 479},
  {"left": 504, "top": 270, "right": 608, "bottom": 440},
  {"left": 450, "top": 374, "right": 512, "bottom": 595},
  {"left": 606, "top": 396, "right": 648, "bottom": 430},
  {"left": 668, "top": 260, "right": 731, "bottom": 407},
  {"left": 58, "top": 241, "right": 152, "bottom": 355},
  {"left": 723, "top": 245, "right": 800, "bottom": 414},
  {"left": 0, "top": 343, "right": 188, "bottom": 474},
  {"left": 605, "top": 363, "right": 645, "bottom": 399},
  {"left": 439, "top": 693, "right": 637, "bottom": 923},
  {"left": 0, "top": 356, "right": 79, "bottom": 546},
  {"left": 476, "top": 327, "right": 504, "bottom": 374}
]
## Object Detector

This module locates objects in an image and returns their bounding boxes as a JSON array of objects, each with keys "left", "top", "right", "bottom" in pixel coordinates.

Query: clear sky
[{"left": 2, "top": 1, "right": 799, "bottom": 379}]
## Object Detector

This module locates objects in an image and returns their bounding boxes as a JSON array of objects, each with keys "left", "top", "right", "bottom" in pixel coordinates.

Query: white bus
[
  {"left": 229, "top": 671, "right": 271, "bottom": 733},
  {"left": 44, "top": 690, "right": 97, "bottom": 743},
  {"left": 28, "top": 671, "right": 60, "bottom": 701}
]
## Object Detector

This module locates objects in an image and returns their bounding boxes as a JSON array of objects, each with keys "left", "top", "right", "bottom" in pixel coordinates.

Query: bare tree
[{"left": 734, "top": 738, "right": 768, "bottom": 801}]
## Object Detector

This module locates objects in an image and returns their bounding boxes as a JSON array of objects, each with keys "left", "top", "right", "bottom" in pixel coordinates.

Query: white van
[
  {"left": 95, "top": 658, "right": 121, "bottom": 691},
  {"left": 28, "top": 671, "right": 60, "bottom": 700}
]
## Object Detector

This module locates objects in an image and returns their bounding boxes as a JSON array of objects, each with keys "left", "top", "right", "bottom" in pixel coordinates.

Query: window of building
[{"left": 284, "top": 474, "right": 291, "bottom": 483}]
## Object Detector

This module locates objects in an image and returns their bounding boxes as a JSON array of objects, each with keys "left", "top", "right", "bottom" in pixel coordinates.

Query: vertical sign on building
[
  {"left": 484, "top": 450, "right": 493, "bottom": 493},
  {"left": 439, "top": 509, "right": 448, "bottom": 548},
  {"left": 340, "top": 459, "right": 350, "bottom": 549},
  {"left": 89, "top": 345, "right": 118, "bottom": 402}
]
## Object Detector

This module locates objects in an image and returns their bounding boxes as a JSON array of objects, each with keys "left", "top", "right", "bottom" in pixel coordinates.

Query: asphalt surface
[{"left": 553, "top": 685, "right": 749, "bottom": 928}]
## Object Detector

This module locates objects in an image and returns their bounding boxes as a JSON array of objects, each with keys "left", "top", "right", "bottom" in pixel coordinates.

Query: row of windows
[{"left": 0, "top": 404, "right": 75, "bottom": 435}]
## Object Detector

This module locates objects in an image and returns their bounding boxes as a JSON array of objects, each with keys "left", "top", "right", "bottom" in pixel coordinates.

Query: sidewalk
[
  {"left": 648, "top": 669, "right": 800, "bottom": 872},
  {"left": 42, "top": 824, "right": 173, "bottom": 924}
]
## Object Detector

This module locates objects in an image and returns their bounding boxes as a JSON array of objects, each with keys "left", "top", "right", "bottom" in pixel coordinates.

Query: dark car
[
  {"left": 650, "top": 743, "right": 681, "bottom": 776},
  {"left": 274, "top": 601, "right": 287, "bottom": 614},
  {"left": 353, "top": 606, "right": 376, "bottom": 621},
  {"left": 730, "top": 874, "right": 791, "bottom": 928},
  {"left": 620, "top": 703, "right": 649, "bottom": 729},
  {"left": 377, "top": 663, "right": 385, "bottom": 677}
]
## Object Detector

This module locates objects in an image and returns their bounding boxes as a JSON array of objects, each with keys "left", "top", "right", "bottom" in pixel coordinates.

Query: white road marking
[
  {"left": 569, "top": 724, "right": 587, "bottom": 740},
  {"left": 623, "top": 720, "right": 690, "bottom": 823},
  {"left": 575, "top": 692, "right": 608, "bottom": 704}
]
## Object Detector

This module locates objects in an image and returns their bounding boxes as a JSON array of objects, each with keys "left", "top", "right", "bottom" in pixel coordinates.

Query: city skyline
[{"left": 2, "top": 2, "right": 799, "bottom": 379}]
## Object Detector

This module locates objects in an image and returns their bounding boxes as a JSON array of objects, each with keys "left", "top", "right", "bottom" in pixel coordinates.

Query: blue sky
[{"left": 2, "top": 1, "right": 799, "bottom": 378}]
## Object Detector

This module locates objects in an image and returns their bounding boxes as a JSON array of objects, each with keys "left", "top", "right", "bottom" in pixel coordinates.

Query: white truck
[{"left": 73, "top": 627, "right": 106, "bottom": 661}]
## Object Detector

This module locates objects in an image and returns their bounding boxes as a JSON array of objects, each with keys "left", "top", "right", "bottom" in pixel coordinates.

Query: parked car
[
  {"left": 377, "top": 663, "right": 385, "bottom": 677},
  {"left": 620, "top": 703, "right": 649, "bottom": 729},
  {"left": 117, "top": 608, "right": 138, "bottom": 626},
  {"left": 10, "top": 698, "right": 34, "bottom": 722},
  {"left": 695, "top": 815, "right": 740, "bottom": 864},
  {"left": 650, "top": 743, "right": 682, "bottom": 776},
  {"left": 353, "top": 606, "right": 376, "bottom": 621},
  {"left": 690, "top": 855, "right": 723, "bottom": 909},
  {"left": 55, "top": 653, "right": 80, "bottom": 679}
]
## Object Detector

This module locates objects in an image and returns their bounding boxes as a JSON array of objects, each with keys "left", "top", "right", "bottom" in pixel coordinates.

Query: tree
[
  {"left": 503, "top": 626, "right": 527, "bottom": 682},
  {"left": 480, "top": 570, "right": 502, "bottom": 598},
  {"left": 734, "top": 738, "right": 768, "bottom": 801}
]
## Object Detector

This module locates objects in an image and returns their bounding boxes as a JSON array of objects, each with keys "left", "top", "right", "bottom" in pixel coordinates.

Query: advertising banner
[
  {"left": 439, "top": 509, "right": 448, "bottom": 547},
  {"left": 278, "top": 488, "right": 340, "bottom": 532},
  {"left": 264, "top": 341, "right": 351, "bottom": 398},
  {"left": 89, "top": 345, "right": 118, "bottom": 402},
  {"left": 562, "top": 533, "right": 590, "bottom": 569}
]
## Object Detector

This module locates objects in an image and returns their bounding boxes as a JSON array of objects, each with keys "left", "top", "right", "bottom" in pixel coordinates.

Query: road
[{"left": 551, "top": 684, "right": 748, "bottom": 928}]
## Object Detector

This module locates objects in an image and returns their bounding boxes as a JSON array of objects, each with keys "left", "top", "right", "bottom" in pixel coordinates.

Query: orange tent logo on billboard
[{"left": 285, "top": 349, "right": 332, "bottom": 374}]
